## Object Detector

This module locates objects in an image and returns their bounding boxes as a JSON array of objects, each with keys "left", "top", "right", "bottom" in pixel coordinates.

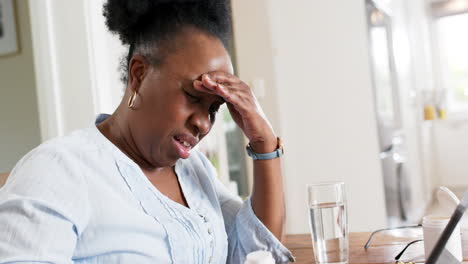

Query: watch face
[
  {"left": 277, "top": 137, "right": 284, "bottom": 153},
  {"left": 246, "top": 145, "right": 256, "bottom": 159}
]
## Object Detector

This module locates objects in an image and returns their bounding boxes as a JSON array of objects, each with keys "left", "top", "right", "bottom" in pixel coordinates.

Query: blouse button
[
  {"left": 209, "top": 256, "right": 213, "bottom": 263},
  {"left": 204, "top": 216, "right": 209, "bottom": 223},
  {"left": 207, "top": 228, "right": 213, "bottom": 235}
]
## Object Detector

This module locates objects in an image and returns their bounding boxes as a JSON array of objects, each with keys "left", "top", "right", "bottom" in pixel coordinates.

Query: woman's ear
[{"left": 128, "top": 54, "right": 149, "bottom": 93}]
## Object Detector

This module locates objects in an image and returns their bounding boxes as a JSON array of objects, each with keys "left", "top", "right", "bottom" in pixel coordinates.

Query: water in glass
[{"left": 309, "top": 202, "right": 348, "bottom": 264}]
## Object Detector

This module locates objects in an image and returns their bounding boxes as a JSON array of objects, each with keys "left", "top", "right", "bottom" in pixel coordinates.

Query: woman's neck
[{"left": 97, "top": 111, "right": 157, "bottom": 171}]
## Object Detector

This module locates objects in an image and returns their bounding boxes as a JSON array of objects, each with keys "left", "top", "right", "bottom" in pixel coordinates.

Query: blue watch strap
[{"left": 246, "top": 137, "right": 284, "bottom": 160}]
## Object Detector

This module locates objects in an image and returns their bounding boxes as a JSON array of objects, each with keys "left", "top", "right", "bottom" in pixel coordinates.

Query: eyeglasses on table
[{"left": 364, "top": 224, "right": 424, "bottom": 264}]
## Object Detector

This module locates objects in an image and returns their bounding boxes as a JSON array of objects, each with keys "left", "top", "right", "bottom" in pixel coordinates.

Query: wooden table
[{"left": 285, "top": 231, "right": 468, "bottom": 263}]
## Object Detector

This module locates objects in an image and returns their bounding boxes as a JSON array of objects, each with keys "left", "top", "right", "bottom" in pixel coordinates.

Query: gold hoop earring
[{"left": 128, "top": 91, "right": 137, "bottom": 109}]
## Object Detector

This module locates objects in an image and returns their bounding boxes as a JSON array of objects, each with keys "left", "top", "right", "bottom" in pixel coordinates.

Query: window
[
  {"left": 434, "top": 12, "right": 468, "bottom": 113},
  {"left": 222, "top": 108, "right": 249, "bottom": 197}
]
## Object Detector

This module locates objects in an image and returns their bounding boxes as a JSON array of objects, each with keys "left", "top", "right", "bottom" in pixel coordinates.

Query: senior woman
[{"left": 0, "top": 0, "right": 294, "bottom": 263}]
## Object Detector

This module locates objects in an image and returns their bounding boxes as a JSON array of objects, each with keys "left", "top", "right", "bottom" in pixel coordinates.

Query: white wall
[
  {"left": 233, "top": 0, "right": 388, "bottom": 233},
  {"left": 29, "top": 0, "right": 107, "bottom": 140},
  {"left": 0, "top": 0, "right": 41, "bottom": 172}
]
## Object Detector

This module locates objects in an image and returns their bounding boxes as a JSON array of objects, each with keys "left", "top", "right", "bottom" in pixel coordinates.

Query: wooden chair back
[{"left": 0, "top": 172, "right": 9, "bottom": 187}]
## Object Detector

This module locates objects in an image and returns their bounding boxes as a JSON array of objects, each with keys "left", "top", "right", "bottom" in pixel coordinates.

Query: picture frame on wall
[{"left": 0, "top": 0, "right": 18, "bottom": 56}]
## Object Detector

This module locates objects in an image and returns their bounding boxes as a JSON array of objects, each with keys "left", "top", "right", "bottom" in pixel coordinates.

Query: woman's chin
[{"left": 158, "top": 154, "right": 183, "bottom": 168}]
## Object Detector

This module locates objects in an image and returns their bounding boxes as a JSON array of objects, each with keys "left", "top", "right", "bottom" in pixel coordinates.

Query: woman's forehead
[{"left": 161, "top": 54, "right": 232, "bottom": 85}]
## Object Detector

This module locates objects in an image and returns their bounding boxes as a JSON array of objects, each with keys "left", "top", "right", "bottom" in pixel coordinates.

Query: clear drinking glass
[{"left": 307, "top": 182, "right": 349, "bottom": 264}]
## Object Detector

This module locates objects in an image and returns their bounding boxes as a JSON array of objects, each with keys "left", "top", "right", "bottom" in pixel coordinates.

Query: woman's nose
[{"left": 189, "top": 109, "right": 211, "bottom": 137}]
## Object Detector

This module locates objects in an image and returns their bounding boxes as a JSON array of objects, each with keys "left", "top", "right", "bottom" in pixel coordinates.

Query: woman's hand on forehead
[{"left": 192, "top": 71, "right": 276, "bottom": 148}]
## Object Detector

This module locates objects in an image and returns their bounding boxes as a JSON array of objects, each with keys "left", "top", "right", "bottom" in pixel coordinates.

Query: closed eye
[
  {"left": 184, "top": 90, "right": 201, "bottom": 103},
  {"left": 209, "top": 104, "right": 221, "bottom": 115},
  {"left": 208, "top": 104, "right": 221, "bottom": 123}
]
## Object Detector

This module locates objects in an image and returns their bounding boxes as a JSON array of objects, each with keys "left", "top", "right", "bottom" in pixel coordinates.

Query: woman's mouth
[{"left": 172, "top": 135, "right": 196, "bottom": 159}]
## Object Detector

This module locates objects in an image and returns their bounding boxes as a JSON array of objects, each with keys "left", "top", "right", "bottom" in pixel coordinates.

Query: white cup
[
  {"left": 422, "top": 215, "right": 462, "bottom": 262},
  {"left": 244, "top": 251, "right": 275, "bottom": 264}
]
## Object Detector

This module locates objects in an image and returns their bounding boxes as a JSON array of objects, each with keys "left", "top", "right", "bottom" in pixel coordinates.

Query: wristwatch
[{"left": 246, "top": 137, "right": 284, "bottom": 160}]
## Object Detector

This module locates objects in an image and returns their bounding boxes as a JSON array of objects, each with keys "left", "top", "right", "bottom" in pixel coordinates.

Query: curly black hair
[{"left": 103, "top": 0, "right": 232, "bottom": 83}]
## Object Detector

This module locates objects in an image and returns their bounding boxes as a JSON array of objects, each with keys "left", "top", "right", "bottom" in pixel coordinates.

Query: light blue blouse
[{"left": 0, "top": 115, "right": 294, "bottom": 263}]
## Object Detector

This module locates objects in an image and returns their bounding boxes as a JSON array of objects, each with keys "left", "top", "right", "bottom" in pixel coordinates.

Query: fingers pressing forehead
[
  {"left": 202, "top": 71, "right": 240, "bottom": 84},
  {"left": 192, "top": 80, "right": 226, "bottom": 104}
]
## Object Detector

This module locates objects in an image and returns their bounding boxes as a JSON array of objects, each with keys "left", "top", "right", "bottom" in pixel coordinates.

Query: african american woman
[{"left": 0, "top": 0, "right": 294, "bottom": 263}]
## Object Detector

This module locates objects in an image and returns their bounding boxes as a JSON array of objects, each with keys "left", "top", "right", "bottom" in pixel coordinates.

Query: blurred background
[{"left": 1, "top": 0, "right": 468, "bottom": 235}]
